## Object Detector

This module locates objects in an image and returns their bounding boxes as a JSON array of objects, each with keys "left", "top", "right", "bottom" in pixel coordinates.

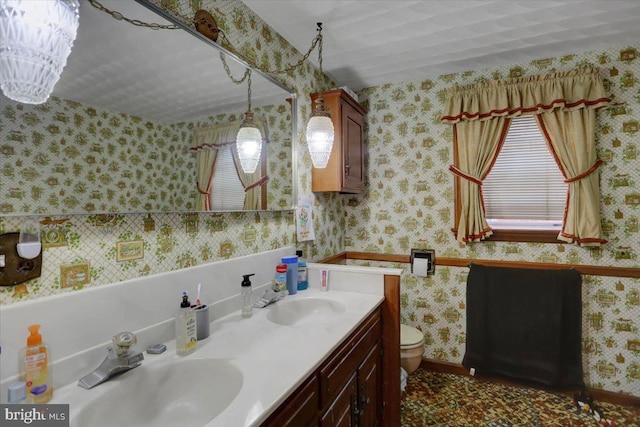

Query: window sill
[
  {"left": 451, "top": 228, "right": 564, "bottom": 243},
  {"left": 486, "top": 229, "right": 563, "bottom": 243}
]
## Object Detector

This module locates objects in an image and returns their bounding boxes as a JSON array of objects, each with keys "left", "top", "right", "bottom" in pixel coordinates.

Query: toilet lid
[{"left": 401, "top": 324, "right": 423, "bottom": 347}]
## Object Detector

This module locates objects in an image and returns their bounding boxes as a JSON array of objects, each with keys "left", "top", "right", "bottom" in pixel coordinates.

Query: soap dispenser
[
  {"left": 241, "top": 273, "right": 255, "bottom": 318},
  {"left": 175, "top": 291, "right": 197, "bottom": 356},
  {"left": 18, "top": 324, "right": 52, "bottom": 403}
]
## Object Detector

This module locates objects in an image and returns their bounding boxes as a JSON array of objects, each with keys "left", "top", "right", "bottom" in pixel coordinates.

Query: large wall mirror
[{"left": 0, "top": 0, "right": 297, "bottom": 216}]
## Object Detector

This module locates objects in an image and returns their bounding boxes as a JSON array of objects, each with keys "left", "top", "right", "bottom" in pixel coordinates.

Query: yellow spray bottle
[{"left": 19, "top": 324, "right": 53, "bottom": 403}]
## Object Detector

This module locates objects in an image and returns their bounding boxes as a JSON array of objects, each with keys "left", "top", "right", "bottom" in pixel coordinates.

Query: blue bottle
[
  {"left": 281, "top": 255, "right": 298, "bottom": 295},
  {"left": 296, "top": 250, "right": 308, "bottom": 290}
]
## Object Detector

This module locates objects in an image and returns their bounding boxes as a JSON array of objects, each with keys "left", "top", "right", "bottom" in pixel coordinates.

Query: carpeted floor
[{"left": 401, "top": 368, "right": 640, "bottom": 426}]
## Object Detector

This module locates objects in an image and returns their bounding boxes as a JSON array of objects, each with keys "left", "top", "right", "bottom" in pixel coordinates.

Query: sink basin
[
  {"left": 71, "top": 358, "right": 242, "bottom": 427},
  {"left": 267, "top": 297, "right": 347, "bottom": 326}
]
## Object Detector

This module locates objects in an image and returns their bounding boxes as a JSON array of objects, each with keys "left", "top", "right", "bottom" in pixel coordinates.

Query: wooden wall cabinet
[
  {"left": 311, "top": 89, "right": 367, "bottom": 193},
  {"left": 262, "top": 308, "right": 383, "bottom": 427}
]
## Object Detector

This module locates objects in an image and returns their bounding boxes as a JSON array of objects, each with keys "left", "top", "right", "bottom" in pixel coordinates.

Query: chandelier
[{"left": 0, "top": 0, "right": 80, "bottom": 104}]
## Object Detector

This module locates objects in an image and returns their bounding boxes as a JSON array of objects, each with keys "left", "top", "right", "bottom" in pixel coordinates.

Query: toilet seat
[{"left": 401, "top": 324, "right": 423, "bottom": 349}]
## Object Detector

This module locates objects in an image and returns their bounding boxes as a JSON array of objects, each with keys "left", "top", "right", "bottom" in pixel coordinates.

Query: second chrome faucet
[{"left": 78, "top": 331, "right": 144, "bottom": 389}]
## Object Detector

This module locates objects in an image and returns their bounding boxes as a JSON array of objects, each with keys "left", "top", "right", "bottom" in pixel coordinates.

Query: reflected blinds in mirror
[
  {"left": 191, "top": 119, "right": 268, "bottom": 211},
  {"left": 210, "top": 148, "right": 246, "bottom": 210}
]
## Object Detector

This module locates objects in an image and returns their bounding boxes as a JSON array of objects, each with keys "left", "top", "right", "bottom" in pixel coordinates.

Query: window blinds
[
  {"left": 210, "top": 147, "right": 247, "bottom": 210},
  {"left": 483, "top": 115, "right": 567, "bottom": 230}
]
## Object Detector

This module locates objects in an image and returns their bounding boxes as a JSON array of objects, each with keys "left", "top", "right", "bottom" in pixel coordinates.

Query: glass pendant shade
[
  {"left": 0, "top": 0, "right": 80, "bottom": 104},
  {"left": 236, "top": 111, "right": 262, "bottom": 174},
  {"left": 306, "top": 98, "right": 335, "bottom": 169}
]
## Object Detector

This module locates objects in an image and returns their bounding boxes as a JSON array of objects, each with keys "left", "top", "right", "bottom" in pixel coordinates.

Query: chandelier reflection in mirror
[
  {"left": 236, "top": 69, "right": 263, "bottom": 174},
  {"left": 0, "top": 0, "right": 80, "bottom": 104}
]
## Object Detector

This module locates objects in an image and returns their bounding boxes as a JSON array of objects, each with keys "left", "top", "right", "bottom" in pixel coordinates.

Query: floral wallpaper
[
  {"left": 0, "top": 95, "right": 196, "bottom": 214},
  {"left": 346, "top": 44, "right": 640, "bottom": 397}
]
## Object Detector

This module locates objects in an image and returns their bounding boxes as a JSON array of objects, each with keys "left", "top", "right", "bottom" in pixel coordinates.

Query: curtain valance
[{"left": 441, "top": 67, "right": 610, "bottom": 124}]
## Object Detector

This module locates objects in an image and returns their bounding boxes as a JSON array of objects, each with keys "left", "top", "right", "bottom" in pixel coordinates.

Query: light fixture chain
[
  {"left": 88, "top": 2, "right": 326, "bottom": 80},
  {"left": 247, "top": 69, "right": 252, "bottom": 111},
  {"left": 87, "top": 0, "right": 181, "bottom": 30},
  {"left": 215, "top": 26, "right": 322, "bottom": 76},
  {"left": 220, "top": 53, "right": 251, "bottom": 85},
  {"left": 266, "top": 28, "right": 322, "bottom": 75},
  {"left": 318, "top": 24, "right": 324, "bottom": 74}
]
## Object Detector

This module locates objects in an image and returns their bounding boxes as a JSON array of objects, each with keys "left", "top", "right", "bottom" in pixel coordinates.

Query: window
[
  {"left": 445, "top": 67, "right": 607, "bottom": 245},
  {"left": 483, "top": 115, "right": 567, "bottom": 233},
  {"left": 209, "top": 147, "right": 246, "bottom": 210},
  {"left": 452, "top": 115, "right": 569, "bottom": 243}
]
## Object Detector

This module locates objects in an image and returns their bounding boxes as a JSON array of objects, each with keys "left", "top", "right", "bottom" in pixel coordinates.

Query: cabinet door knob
[
  {"left": 360, "top": 385, "right": 370, "bottom": 406},
  {"left": 351, "top": 394, "right": 361, "bottom": 417}
]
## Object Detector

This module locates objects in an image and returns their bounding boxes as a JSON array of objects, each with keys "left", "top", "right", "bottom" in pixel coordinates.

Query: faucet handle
[{"left": 112, "top": 331, "right": 137, "bottom": 356}]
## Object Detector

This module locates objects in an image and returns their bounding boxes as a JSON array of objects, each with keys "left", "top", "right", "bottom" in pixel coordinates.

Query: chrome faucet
[
  {"left": 78, "top": 331, "right": 144, "bottom": 389},
  {"left": 253, "top": 282, "right": 285, "bottom": 308}
]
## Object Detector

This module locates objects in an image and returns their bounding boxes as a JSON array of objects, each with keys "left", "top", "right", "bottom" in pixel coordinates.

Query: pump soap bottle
[
  {"left": 19, "top": 324, "right": 53, "bottom": 403},
  {"left": 241, "top": 273, "right": 255, "bottom": 318},
  {"left": 175, "top": 291, "right": 197, "bottom": 356}
]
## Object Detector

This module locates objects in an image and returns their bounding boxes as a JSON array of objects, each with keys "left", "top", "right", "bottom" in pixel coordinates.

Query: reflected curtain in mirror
[{"left": 191, "top": 118, "right": 268, "bottom": 211}]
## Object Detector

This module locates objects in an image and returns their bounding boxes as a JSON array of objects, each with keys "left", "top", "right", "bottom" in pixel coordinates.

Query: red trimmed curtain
[
  {"left": 449, "top": 117, "right": 511, "bottom": 242},
  {"left": 536, "top": 111, "right": 606, "bottom": 246},
  {"left": 191, "top": 121, "right": 244, "bottom": 211},
  {"left": 442, "top": 67, "right": 610, "bottom": 245}
]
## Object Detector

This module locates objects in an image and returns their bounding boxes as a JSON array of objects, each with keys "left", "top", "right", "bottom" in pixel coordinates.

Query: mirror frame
[{"left": 137, "top": 0, "right": 298, "bottom": 214}]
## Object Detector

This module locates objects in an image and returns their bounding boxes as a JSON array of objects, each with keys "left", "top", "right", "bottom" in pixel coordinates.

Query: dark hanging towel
[{"left": 463, "top": 263, "right": 584, "bottom": 388}]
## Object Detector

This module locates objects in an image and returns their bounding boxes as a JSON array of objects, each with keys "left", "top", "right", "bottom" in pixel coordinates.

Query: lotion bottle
[
  {"left": 175, "top": 291, "right": 197, "bottom": 356},
  {"left": 19, "top": 324, "right": 53, "bottom": 403}
]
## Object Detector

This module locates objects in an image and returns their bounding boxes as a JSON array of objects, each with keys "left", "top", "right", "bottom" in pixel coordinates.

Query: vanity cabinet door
[
  {"left": 262, "top": 307, "right": 385, "bottom": 427},
  {"left": 357, "top": 342, "right": 382, "bottom": 427},
  {"left": 320, "top": 311, "right": 381, "bottom": 405},
  {"left": 262, "top": 374, "right": 319, "bottom": 427},
  {"left": 320, "top": 373, "right": 357, "bottom": 427},
  {"left": 311, "top": 89, "right": 366, "bottom": 194}
]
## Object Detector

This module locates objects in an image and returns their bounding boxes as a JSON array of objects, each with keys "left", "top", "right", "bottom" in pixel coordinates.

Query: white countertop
[{"left": 52, "top": 288, "right": 384, "bottom": 427}]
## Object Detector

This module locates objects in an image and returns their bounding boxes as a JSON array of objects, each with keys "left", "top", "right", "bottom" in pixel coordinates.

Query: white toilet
[{"left": 400, "top": 324, "right": 425, "bottom": 374}]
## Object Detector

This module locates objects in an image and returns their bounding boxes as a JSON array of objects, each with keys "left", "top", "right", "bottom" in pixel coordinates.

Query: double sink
[{"left": 56, "top": 293, "right": 354, "bottom": 427}]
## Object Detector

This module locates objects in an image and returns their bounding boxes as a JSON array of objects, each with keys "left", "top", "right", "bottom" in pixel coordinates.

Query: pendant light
[
  {"left": 236, "top": 69, "right": 262, "bottom": 174},
  {"left": 306, "top": 23, "right": 334, "bottom": 169},
  {"left": 0, "top": 0, "right": 80, "bottom": 104}
]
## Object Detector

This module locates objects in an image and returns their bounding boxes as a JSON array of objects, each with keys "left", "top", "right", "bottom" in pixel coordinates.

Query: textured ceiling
[
  {"left": 52, "top": 0, "right": 289, "bottom": 123},
  {"left": 242, "top": 0, "right": 640, "bottom": 90},
  {"left": 51, "top": 0, "right": 640, "bottom": 122}
]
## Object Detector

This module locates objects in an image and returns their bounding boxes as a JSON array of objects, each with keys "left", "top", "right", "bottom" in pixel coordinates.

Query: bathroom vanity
[
  {"left": 262, "top": 306, "right": 382, "bottom": 426},
  {"left": 0, "top": 248, "right": 401, "bottom": 427}
]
